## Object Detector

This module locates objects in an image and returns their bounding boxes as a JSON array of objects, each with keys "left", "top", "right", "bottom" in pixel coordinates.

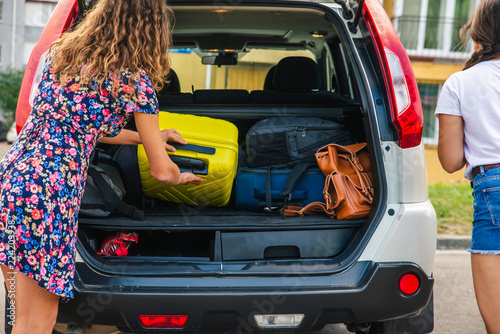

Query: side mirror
[{"left": 202, "top": 53, "right": 238, "bottom": 66}]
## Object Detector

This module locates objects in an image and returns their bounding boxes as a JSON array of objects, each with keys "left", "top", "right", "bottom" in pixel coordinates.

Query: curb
[{"left": 437, "top": 235, "right": 471, "bottom": 250}]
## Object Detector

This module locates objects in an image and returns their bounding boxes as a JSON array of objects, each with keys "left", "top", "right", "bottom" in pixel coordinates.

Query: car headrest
[
  {"left": 263, "top": 65, "right": 276, "bottom": 90},
  {"left": 158, "top": 69, "right": 181, "bottom": 94},
  {"left": 273, "top": 57, "right": 320, "bottom": 92}
]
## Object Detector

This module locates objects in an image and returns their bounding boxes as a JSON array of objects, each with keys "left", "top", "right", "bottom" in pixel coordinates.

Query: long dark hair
[
  {"left": 460, "top": 0, "right": 500, "bottom": 70},
  {"left": 50, "top": 0, "right": 173, "bottom": 100}
]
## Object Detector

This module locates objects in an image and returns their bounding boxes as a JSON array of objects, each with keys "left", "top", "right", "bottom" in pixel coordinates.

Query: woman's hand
[
  {"left": 134, "top": 112, "right": 203, "bottom": 185},
  {"left": 160, "top": 128, "right": 187, "bottom": 152},
  {"left": 180, "top": 172, "right": 204, "bottom": 185},
  {"left": 160, "top": 129, "right": 203, "bottom": 184}
]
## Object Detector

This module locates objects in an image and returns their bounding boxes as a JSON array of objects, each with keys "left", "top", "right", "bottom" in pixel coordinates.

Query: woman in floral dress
[{"left": 0, "top": 1, "right": 203, "bottom": 333}]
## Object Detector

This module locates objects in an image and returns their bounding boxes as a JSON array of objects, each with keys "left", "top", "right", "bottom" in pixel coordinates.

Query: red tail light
[
  {"left": 399, "top": 273, "right": 420, "bottom": 295},
  {"left": 138, "top": 315, "right": 189, "bottom": 328},
  {"left": 362, "top": 0, "right": 424, "bottom": 148},
  {"left": 15, "top": 0, "right": 79, "bottom": 133}
]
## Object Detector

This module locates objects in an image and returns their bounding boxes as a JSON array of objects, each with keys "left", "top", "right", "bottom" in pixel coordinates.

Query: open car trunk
[{"left": 77, "top": 1, "right": 386, "bottom": 275}]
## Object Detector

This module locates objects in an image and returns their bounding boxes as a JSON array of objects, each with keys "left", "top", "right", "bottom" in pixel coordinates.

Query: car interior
[{"left": 80, "top": 3, "right": 371, "bottom": 268}]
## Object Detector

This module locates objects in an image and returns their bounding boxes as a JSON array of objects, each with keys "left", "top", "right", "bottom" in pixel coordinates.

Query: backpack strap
[
  {"left": 279, "top": 162, "right": 310, "bottom": 218},
  {"left": 280, "top": 162, "right": 310, "bottom": 199},
  {"left": 283, "top": 202, "right": 336, "bottom": 218},
  {"left": 263, "top": 162, "right": 311, "bottom": 216},
  {"left": 88, "top": 167, "right": 145, "bottom": 220},
  {"left": 265, "top": 167, "right": 275, "bottom": 212}
]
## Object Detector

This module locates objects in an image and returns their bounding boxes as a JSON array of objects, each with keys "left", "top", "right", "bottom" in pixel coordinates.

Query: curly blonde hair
[{"left": 50, "top": 0, "right": 173, "bottom": 100}]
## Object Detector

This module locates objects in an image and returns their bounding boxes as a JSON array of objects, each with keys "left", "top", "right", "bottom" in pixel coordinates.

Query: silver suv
[{"left": 13, "top": 0, "right": 437, "bottom": 333}]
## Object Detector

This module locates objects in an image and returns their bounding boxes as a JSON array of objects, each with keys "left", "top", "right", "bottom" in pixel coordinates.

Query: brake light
[
  {"left": 362, "top": 0, "right": 424, "bottom": 148},
  {"left": 15, "top": 0, "right": 79, "bottom": 133},
  {"left": 138, "top": 315, "right": 189, "bottom": 328},
  {"left": 399, "top": 273, "right": 420, "bottom": 295}
]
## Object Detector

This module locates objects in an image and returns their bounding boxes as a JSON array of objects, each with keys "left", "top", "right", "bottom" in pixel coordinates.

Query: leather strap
[
  {"left": 283, "top": 202, "right": 336, "bottom": 218},
  {"left": 471, "top": 163, "right": 500, "bottom": 179},
  {"left": 324, "top": 172, "right": 343, "bottom": 210}
]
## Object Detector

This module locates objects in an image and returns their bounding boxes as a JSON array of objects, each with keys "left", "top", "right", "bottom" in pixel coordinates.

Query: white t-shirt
[{"left": 435, "top": 60, "right": 500, "bottom": 180}]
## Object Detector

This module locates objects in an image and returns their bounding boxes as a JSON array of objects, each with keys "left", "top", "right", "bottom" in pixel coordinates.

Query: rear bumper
[{"left": 57, "top": 261, "right": 433, "bottom": 332}]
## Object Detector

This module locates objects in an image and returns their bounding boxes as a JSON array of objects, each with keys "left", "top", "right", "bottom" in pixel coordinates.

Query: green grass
[{"left": 429, "top": 183, "right": 474, "bottom": 235}]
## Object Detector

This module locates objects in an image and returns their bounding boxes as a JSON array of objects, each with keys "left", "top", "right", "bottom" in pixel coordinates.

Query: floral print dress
[{"left": 0, "top": 57, "right": 159, "bottom": 302}]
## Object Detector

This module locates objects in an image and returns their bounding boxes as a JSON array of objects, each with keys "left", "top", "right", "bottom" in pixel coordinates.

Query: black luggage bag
[{"left": 245, "top": 117, "right": 354, "bottom": 168}]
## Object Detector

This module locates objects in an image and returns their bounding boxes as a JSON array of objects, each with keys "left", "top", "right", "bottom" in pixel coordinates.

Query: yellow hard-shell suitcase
[{"left": 137, "top": 112, "right": 239, "bottom": 207}]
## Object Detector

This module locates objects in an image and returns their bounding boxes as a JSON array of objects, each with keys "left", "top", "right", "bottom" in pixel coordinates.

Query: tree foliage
[{"left": 0, "top": 69, "right": 25, "bottom": 124}]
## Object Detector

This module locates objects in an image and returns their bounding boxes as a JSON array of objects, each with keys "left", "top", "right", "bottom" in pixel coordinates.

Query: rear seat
[
  {"left": 157, "top": 60, "right": 356, "bottom": 106},
  {"left": 250, "top": 56, "right": 356, "bottom": 105},
  {"left": 156, "top": 69, "right": 194, "bottom": 104}
]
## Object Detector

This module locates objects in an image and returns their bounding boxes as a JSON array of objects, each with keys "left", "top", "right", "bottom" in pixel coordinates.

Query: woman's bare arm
[
  {"left": 98, "top": 127, "right": 187, "bottom": 152},
  {"left": 133, "top": 111, "right": 203, "bottom": 185},
  {"left": 437, "top": 114, "right": 466, "bottom": 173},
  {"left": 98, "top": 128, "right": 141, "bottom": 145}
]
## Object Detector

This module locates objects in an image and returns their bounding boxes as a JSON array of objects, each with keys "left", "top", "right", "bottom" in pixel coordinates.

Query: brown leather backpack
[{"left": 284, "top": 143, "right": 374, "bottom": 220}]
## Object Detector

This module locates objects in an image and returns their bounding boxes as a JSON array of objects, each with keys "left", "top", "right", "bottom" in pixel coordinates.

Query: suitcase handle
[
  {"left": 170, "top": 156, "right": 209, "bottom": 175},
  {"left": 254, "top": 189, "right": 307, "bottom": 200},
  {"left": 170, "top": 143, "right": 216, "bottom": 155}
]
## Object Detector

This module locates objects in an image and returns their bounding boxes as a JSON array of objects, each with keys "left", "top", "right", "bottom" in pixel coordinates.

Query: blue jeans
[{"left": 470, "top": 166, "right": 500, "bottom": 254}]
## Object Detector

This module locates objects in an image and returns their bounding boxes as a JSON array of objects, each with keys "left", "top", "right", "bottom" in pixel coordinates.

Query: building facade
[
  {"left": 0, "top": 0, "right": 58, "bottom": 72},
  {"left": 383, "top": 0, "right": 478, "bottom": 146},
  {"left": 382, "top": 0, "right": 478, "bottom": 184}
]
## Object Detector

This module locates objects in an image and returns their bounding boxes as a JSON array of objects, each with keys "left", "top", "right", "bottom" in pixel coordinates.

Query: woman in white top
[{"left": 436, "top": 0, "right": 500, "bottom": 332}]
